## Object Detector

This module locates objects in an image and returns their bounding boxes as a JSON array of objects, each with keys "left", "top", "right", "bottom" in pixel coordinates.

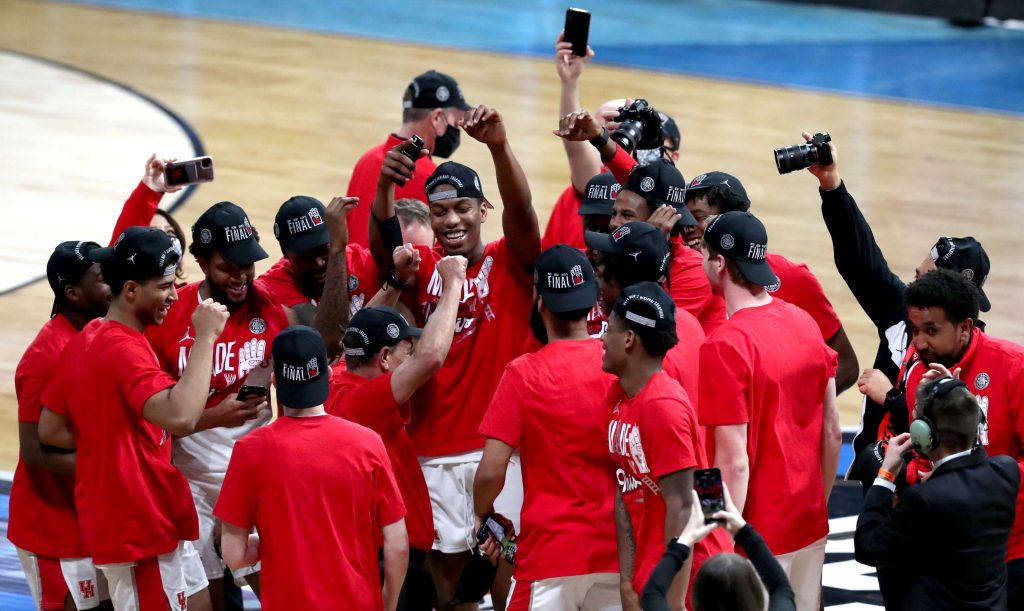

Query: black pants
[
  {"left": 380, "top": 548, "right": 434, "bottom": 611},
  {"left": 1008, "top": 557, "right": 1024, "bottom": 610}
]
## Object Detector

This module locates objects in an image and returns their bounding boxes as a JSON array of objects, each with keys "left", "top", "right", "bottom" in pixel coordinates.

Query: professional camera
[
  {"left": 611, "top": 99, "right": 664, "bottom": 153},
  {"left": 773, "top": 132, "right": 833, "bottom": 175}
]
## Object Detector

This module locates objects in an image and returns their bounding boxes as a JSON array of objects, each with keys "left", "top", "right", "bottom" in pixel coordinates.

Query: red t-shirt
[
  {"left": 8, "top": 314, "right": 87, "bottom": 558},
  {"left": 326, "top": 370, "right": 434, "bottom": 552},
  {"left": 607, "top": 371, "right": 728, "bottom": 595},
  {"left": 662, "top": 306, "right": 705, "bottom": 408},
  {"left": 50, "top": 320, "right": 198, "bottom": 564},
  {"left": 403, "top": 238, "right": 534, "bottom": 455},
  {"left": 903, "top": 328, "right": 1024, "bottom": 561},
  {"left": 254, "top": 244, "right": 380, "bottom": 317},
  {"left": 698, "top": 298, "right": 838, "bottom": 555},
  {"left": 541, "top": 185, "right": 586, "bottom": 251},
  {"left": 345, "top": 134, "right": 437, "bottom": 248},
  {"left": 479, "top": 339, "right": 619, "bottom": 581},
  {"left": 214, "top": 415, "right": 405, "bottom": 611},
  {"left": 765, "top": 253, "right": 842, "bottom": 341},
  {"left": 669, "top": 238, "right": 726, "bottom": 335},
  {"left": 110, "top": 181, "right": 163, "bottom": 245}
]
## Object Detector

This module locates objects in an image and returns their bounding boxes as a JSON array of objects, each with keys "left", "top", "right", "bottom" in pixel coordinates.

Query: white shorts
[
  {"left": 507, "top": 573, "right": 621, "bottom": 611},
  {"left": 420, "top": 451, "right": 523, "bottom": 553},
  {"left": 98, "top": 540, "right": 208, "bottom": 611},
  {"left": 189, "top": 473, "right": 261, "bottom": 581},
  {"left": 17, "top": 548, "right": 109, "bottom": 610},
  {"left": 775, "top": 535, "right": 827, "bottom": 611}
]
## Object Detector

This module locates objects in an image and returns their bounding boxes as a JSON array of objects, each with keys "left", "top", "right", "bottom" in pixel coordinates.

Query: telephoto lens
[
  {"left": 611, "top": 118, "right": 644, "bottom": 153},
  {"left": 774, "top": 132, "right": 832, "bottom": 175}
]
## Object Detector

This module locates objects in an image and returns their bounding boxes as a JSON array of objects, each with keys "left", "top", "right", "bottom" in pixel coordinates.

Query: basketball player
[
  {"left": 216, "top": 326, "right": 408, "bottom": 611},
  {"left": 39, "top": 227, "right": 228, "bottom": 611},
  {"left": 698, "top": 212, "right": 839, "bottom": 611},
  {"left": 372, "top": 105, "right": 540, "bottom": 608},
  {"left": 603, "top": 282, "right": 728, "bottom": 611},
  {"left": 10, "top": 241, "right": 112, "bottom": 611},
  {"left": 475, "top": 245, "right": 621, "bottom": 610}
]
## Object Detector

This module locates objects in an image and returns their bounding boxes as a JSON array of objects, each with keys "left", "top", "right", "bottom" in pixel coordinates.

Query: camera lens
[
  {"left": 611, "top": 119, "right": 644, "bottom": 154},
  {"left": 773, "top": 143, "right": 818, "bottom": 175},
  {"left": 201, "top": 158, "right": 211, "bottom": 169}
]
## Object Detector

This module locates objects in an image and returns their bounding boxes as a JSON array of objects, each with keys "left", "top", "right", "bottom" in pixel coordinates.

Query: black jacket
[{"left": 854, "top": 449, "right": 1020, "bottom": 610}]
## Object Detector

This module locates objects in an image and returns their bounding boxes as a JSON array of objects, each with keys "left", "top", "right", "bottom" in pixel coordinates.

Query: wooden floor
[{"left": 1, "top": 0, "right": 1023, "bottom": 470}]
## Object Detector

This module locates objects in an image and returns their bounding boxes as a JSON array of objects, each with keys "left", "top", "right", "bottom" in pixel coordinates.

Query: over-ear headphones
[{"left": 910, "top": 377, "right": 969, "bottom": 452}]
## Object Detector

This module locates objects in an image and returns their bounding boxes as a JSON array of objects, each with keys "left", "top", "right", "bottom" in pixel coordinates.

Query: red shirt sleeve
[
  {"left": 606, "top": 143, "right": 638, "bottom": 184},
  {"left": 109, "top": 336, "right": 177, "bottom": 414},
  {"left": 111, "top": 181, "right": 163, "bottom": 245},
  {"left": 698, "top": 338, "right": 751, "bottom": 426},
  {"left": 214, "top": 436, "right": 259, "bottom": 529},
  {"left": 641, "top": 397, "right": 699, "bottom": 480},
  {"left": 371, "top": 435, "right": 406, "bottom": 527},
  {"left": 40, "top": 375, "right": 68, "bottom": 418},
  {"left": 15, "top": 355, "right": 50, "bottom": 423},
  {"left": 478, "top": 360, "right": 526, "bottom": 449}
]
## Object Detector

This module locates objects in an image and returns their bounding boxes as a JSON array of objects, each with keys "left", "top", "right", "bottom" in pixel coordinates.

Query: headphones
[{"left": 910, "top": 377, "right": 969, "bottom": 452}]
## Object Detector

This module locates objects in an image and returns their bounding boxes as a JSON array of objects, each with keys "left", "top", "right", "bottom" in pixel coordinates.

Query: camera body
[
  {"left": 164, "top": 156, "right": 214, "bottom": 187},
  {"left": 774, "top": 132, "right": 833, "bottom": 175},
  {"left": 611, "top": 99, "right": 664, "bottom": 154}
]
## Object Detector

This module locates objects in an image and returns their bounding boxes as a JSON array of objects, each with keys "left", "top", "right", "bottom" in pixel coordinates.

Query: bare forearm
[
  {"left": 382, "top": 527, "right": 409, "bottom": 611},
  {"left": 417, "top": 287, "right": 460, "bottom": 364},
  {"left": 473, "top": 464, "right": 506, "bottom": 519},
  {"left": 615, "top": 490, "right": 637, "bottom": 589},
  {"left": 559, "top": 81, "right": 601, "bottom": 191},
  {"left": 821, "top": 380, "right": 842, "bottom": 500},
  {"left": 313, "top": 245, "right": 350, "bottom": 359},
  {"left": 490, "top": 142, "right": 539, "bottom": 260},
  {"left": 366, "top": 284, "right": 402, "bottom": 308},
  {"left": 717, "top": 453, "right": 749, "bottom": 514},
  {"left": 166, "top": 337, "right": 215, "bottom": 431}
]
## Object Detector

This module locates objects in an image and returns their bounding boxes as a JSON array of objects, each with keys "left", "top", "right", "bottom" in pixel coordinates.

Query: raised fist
[{"left": 192, "top": 298, "right": 228, "bottom": 340}]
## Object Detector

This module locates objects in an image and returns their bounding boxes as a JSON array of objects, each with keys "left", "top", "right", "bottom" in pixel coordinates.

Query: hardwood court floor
[{"left": 1, "top": 0, "right": 1022, "bottom": 470}]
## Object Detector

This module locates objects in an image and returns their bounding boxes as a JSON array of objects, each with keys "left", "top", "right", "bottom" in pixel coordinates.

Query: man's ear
[
  {"left": 196, "top": 256, "right": 210, "bottom": 276},
  {"left": 958, "top": 318, "right": 975, "bottom": 342},
  {"left": 378, "top": 346, "right": 392, "bottom": 373}
]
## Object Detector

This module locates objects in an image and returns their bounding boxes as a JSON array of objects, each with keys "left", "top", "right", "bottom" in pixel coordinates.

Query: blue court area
[{"left": 63, "top": 0, "right": 1024, "bottom": 114}]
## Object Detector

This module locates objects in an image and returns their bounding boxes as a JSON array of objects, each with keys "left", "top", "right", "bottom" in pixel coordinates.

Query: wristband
[
  {"left": 589, "top": 127, "right": 609, "bottom": 149},
  {"left": 385, "top": 268, "right": 407, "bottom": 289},
  {"left": 877, "top": 468, "right": 897, "bottom": 483}
]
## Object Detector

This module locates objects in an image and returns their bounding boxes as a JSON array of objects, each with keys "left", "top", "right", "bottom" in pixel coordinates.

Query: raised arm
[
  {"left": 554, "top": 32, "right": 601, "bottom": 192},
  {"left": 461, "top": 106, "right": 541, "bottom": 270},
  {"left": 110, "top": 154, "right": 181, "bottom": 244},
  {"left": 369, "top": 140, "right": 428, "bottom": 274},
  {"left": 142, "top": 298, "right": 228, "bottom": 435},
  {"left": 313, "top": 196, "right": 357, "bottom": 359}
]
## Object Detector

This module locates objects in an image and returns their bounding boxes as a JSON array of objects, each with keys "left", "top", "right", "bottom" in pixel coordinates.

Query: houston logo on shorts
[{"left": 78, "top": 579, "right": 95, "bottom": 600}]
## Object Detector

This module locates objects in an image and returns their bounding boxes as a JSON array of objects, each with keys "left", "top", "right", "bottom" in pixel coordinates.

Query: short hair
[
  {"left": 342, "top": 333, "right": 379, "bottom": 370},
  {"left": 686, "top": 183, "right": 750, "bottom": 214},
  {"left": 102, "top": 262, "right": 159, "bottom": 298},
  {"left": 915, "top": 379, "right": 981, "bottom": 450},
  {"left": 550, "top": 306, "right": 592, "bottom": 322},
  {"left": 395, "top": 198, "right": 430, "bottom": 227},
  {"left": 692, "top": 553, "right": 765, "bottom": 611},
  {"left": 611, "top": 309, "right": 678, "bottom": 357},
  {"left": 702, "top": 240, "right": 760, "bottom": 292},
  {"left": 602, "top": 252, "right": 664, "bottom": 288},
  {"left": 905, "top": 268, "right": 979, "bottom": 324}
]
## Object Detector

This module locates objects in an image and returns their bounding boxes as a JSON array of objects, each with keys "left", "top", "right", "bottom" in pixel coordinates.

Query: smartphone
[
  {"left": 476, "top": 516, "right": 517, "bottom": 564},
  {"left": 164, "top": 156, "right": 214, "bottom": 187},
  {"left": 694, "top": 468, "right": 725, "bottom": 524},
  {"left": 564, "top": 8, "right": 591, "bottom": 57},
  {"left": 237, "top": 385, "right": 268, "bottom": 401},
  {"left": 400, "top": 134, "right": 425, "bottom": 163}
]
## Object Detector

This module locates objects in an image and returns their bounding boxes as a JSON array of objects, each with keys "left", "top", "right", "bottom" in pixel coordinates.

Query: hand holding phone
[
  {"left": 564, "top": 8, "right": 591, "bottom": 57},
  {"left": 694, "top": 468, "right": 726, "bottom": 525},
  {"left": 236, "top": 385, "right": 269, "bottom": 401},
  {"left": 476, "top": 515, "right": 516, "bottom": 564},
  {"left": 164, "top": 156, "right": 214, "bottom": 187}
]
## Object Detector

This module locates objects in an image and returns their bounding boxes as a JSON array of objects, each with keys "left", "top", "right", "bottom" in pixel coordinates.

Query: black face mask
[{"left": 433, "top": 124, "right": 461, "bottom": 158}]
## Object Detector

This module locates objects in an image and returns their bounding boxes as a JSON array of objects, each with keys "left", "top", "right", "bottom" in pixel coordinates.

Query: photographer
[
  {"left": 680, "top": 171, "right": 858, "bottom": 393},
  {"left": 555, "top": 107, "right": 726, "bottom": 333},
  {"left": 854, "top": 377, "right": 1020, "bottom": 610},
  {"left": 642, "top": 487, "right": 795, "bottom": 611},
  {"left": 805, "top": 132, "right": 993, "bottom": 454}
]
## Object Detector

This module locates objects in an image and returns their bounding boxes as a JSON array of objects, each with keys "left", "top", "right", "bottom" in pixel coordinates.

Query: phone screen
[
  {"left": 237, "top": 385, "right": 268, "bottom": 401},
  {"left": 694, "top": 468, "right": 725, "bottom": 524},
  {"left": 564, "top": 8, "right": 591, "bottom": 57}
]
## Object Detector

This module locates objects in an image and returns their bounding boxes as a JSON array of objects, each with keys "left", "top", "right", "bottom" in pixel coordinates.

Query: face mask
[
  {"left": 634, "top": 147, "right": 662, "bottom": 167},
  {"left": 433, "top": 123, "right": 461, "bottom": 158}
]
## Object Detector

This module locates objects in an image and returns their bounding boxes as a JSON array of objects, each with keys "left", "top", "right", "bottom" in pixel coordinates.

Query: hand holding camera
[{"left": 610, "top": 99, "right": 664, "bottom": 153}]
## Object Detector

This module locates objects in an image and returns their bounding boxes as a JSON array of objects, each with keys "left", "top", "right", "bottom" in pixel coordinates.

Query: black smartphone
[
  {"left": 476, "top": 516, "right": 517, "bottom": 564},
  {"left": 401, "top": 134, "right": 425, "bottom": 163},
  {"left": 564, "top": 8, "right": 591, "bottom": 57},
  {"left": 237, "top": 385, "right": 268, "bottom": 401},
  {"left": 694, "top": 468, "right": 725, "bottom": 524},
  {"left": 164, "top": 156, "right": 214, "bottom": 187}
]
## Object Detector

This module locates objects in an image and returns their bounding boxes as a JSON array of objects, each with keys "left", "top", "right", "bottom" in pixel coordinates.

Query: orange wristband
[{"left": 878, "top": 469, "right": 897, "bottom": 483}]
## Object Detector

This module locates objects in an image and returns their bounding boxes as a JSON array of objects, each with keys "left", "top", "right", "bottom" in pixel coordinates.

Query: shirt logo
[
  {"left": 975, "top": 372, "right": 990, "bottom": 390},
  {"left": 640, "top": 177, "right": 656, "bottom": 192},
  {"left": 248, "top": 317, "right": 266, "bottom": 334},
  {"left": 720, "top": 233, "right": 735, "bottom": 250}
]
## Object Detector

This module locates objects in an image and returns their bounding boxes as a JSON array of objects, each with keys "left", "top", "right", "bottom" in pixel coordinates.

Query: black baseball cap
[
  {"left": 192, "top": 202, "right": 268, "bottom": 265},
  {"left": 931, "top": 237, "right": 991, "bottom": 311},
  {"left": 585, "top": 221, "right": 670, "bottom": 281},
  {"left": 687, "top": 171, "right": 751, "bottom": 211},
  {"left": 579, "top": 173, "right": 620, "bottom": 217},
  {"left": 47, "top": 240, "right": 102, "bottom": 316},
  {"left": 93, "top": 227, "right": 182, "bottom": 285},
  {"left": 273, "top": 326, "right": 330, "bottom": 409},
  {"left": 404, "top": 70, "right": 471, "bottom": 111},
  {"left": 623, "top": 160, "right": 696, "bottom": 226},
  {"left": 425, "top": 161, "right": 493, "bottom": 209},
  {"left": 274, "top": 196, "right": 328, "bottom": 253},
  {"left": 702, "top": 211, "right": 779, "bottom": 288},
  {"left": 343, "top": 307, "right": 423, "bottom": 358},
  {"left": 612, "top": 281, "right": 676, "bottom": 334},
  {"left": 659, "top": 113, "right": 680, "bottom": 150},
  {"left": 533, "top": 245, "right": 597, "bottom": 313}
]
